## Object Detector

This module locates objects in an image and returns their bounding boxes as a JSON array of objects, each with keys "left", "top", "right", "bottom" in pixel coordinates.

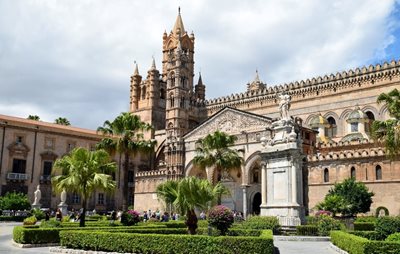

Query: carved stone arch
[
  {"left": 323, "top": 111, "right": 341, "bottom": 137},
  {"left": 361, "top": 106, "right": 378, "bottom": 119},
  {"left": 339, "top": 108, "right": 353, "bottom": 120},
  {"left": 244, "top": 152, "right": 261, "bottom": 185},
  {"left": 378, "top": 105, "right": 389, "bottom": 119},
  {"left": 304, "top": 114, "right": 319, "bottom": 127}
]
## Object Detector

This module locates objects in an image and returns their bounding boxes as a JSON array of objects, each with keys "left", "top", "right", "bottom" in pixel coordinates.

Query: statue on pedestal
[
  {"left": 278, "top": 93, "right": 291, "bottom": 120},
  {"left": 32, "top": 185, "right": 41, "bottom": 206},
  {"left": 60, "top": 189, "right": 67, "bottom": 205}
]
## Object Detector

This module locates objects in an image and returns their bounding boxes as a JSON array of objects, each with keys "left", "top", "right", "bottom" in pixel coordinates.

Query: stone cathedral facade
[{"left": 0, "top": 11, "right": 399, "bottom": 217}]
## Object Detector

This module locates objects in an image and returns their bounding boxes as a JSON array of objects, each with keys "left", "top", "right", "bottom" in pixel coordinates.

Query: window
[
  {"left": 128, "top": 170, "right": 134, "bottom": 183},
  {"left": 376, "top": 165, "right": 382, "bottom": 180},
  {"left": 253, "top": 169, "right": 260, "bottom": 183},
  {"left": 43, "top": 161, "right": 53, "bottom": 176},
  {"left": 324, "top": 168, "right": 329, "bottom": 183},
  {"left": 351, "top": 122, "right": 358, "bottom": 132},
  {"left": 98, "top": 193, "right": 104, "bottom": 205},
  {"left": 12, "top": 159, "right": 26, "bottom": 173},
  {"left": 180, "top": 97, "right": 185, "bottom": 107},
  {"left": 72, "top": 193, "right": 80, "bottom": 204},
  {"left": 351, "top": 167, "right": 356, "bottom": 179},
  {"left": 16, "top": 136, "right": 23, "bottom": 144},
  {"left": 365, "top": 111, "right": 375, "bottom": 134},
  {"left": 326, "top": 117, "right": 337, "bottom": 138},
  {"left": 169, "top": 94, "right": 175, "bottom": 108}
]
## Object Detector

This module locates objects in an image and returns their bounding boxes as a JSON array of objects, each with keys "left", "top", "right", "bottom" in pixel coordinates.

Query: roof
[{"left": 172, "top": 10, "right": 185, "bottom": 36}]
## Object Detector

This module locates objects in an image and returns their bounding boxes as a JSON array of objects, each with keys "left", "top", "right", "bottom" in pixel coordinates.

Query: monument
[
  {"left": 32, "top": 185, "right": 42, "bottom": 209},
  {"left": 259, "top": 93, "right": 305, "bottom": 227},
  {"left": 58, "top": 189, "right": 68, "bottom": 216}
]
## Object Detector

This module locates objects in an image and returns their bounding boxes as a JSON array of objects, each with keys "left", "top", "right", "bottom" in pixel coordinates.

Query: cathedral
[{"left": 0, "top": 10, "right": 399, "bottom": 218}]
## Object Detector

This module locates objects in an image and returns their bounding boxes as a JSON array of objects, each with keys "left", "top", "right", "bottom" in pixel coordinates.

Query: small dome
[
  {"left": 309, "top": 114, "right": 328, "bottom": 127},
  {"left": 347, "top": 106, "right": 367, "bottom": 122}
]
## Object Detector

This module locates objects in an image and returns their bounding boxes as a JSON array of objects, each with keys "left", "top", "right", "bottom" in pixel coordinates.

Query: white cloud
[{"left": 0, "top": 0, "right": 398, "bottom": 129}]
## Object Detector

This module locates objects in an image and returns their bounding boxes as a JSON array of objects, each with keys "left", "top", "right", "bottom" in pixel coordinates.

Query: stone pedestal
[
  {"left": 58, "top": 203, "right": 68, "bottom": 216},
  {"left": 260, "top": 119, "right": 305, "bottom": 227}
]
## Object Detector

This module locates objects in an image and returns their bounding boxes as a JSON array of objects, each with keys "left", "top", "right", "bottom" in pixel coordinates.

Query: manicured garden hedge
[
  {"left": 331, "top": 231, "right": 400, "bottom": 254},
  {"left": 0, "top": 215, "right": 26, "bottom": 222},
  {"left": 60, "top": 230, "right": 274, "bottom": 254},
  {"left": 349, "top": 230, "right": 381, "bottom": 240},
  {"left": 296, "top": 225, "right": 318, "bottom": 236},
  {"left": 375, "top": 216, "right": 400, "bottom": 240},
  {"left": 354, "top": 222, "right": 375, "bottom": 231}
]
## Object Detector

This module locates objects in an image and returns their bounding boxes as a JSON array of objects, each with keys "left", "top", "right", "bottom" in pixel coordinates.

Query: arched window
[
  {"left": 376, "top": 165, "right": 382, "bottom": 180},
  {"left": 351, "top": 166, "right": 356, "bottom": 179},
  {"left": 326, "top": 117, "right": 337, "bottom": 138},
  {"left": 365, "top": 111, "right": 375, "bottom": 134},
  {"left": 324, "top": 168, "right": 329, "bottom": 183},
  {"left": 169, "top": 93, "right": 174, "bottom": 108},
  {"left": 141, "top": 86, "right": 146, "bottom": 100},
  {"left": 180, "top": 97, "right": 185, "bottom": 107}
]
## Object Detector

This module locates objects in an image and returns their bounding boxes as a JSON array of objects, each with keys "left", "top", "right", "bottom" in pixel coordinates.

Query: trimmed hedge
[
  {"left": 60, "top": 230, "right": 274, "bottom": 254},
  {"left": 375, "top": 216, "right": 400, "bottom": 240},
  {"left": 13, "top": 226, "right": 61, "bottom": 244},
  {"left": 235, "top": 216, "right": 280, "bottom": 234},
  {"left": 296, "top": 225, "right": 318, "bottom": 236},
  {"left": 0, "top": 215, "right": 26, "bottom": 222},
  {"left": 386, "top": 232, "right": 400, "bottom": 242},
  {"left": 197, "top": 228, "right": 261, "bottom": 237},
  {"left": 354, "top": 222, "right": 375, "bottom": 231},
  {"left": 331, "top": 230, "right": 400, "bottom": 254},
  {"left": 349, "top": 231, "right": 381, "bottom": 240}
]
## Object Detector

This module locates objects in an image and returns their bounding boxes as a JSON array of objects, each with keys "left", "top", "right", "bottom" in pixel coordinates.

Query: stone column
[
  {"left": 241, "top": 185, "right": 249, "bottom": 219},
  {"left": 261, "top": 162, "right": 267, "bottom": 206}
]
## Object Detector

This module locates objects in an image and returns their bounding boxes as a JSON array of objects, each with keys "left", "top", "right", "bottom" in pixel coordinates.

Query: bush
[
  {"left": 13, "top": 226, "right": 61, "bottom": 244},
  {"left": 296, "top": 225, "right": 318, "bottom": 236},
  {"left": 31, "top": 209, "right": 45, "bottom": 220},
  {"left": 208, "top": 205, "right": 234, "bottom": 235},
  {"left": 237, "top": 216, "right": 280, "bottom": 234},
  {"left": 316, "top": 215, "right": 343, "bottom": 236},
  {"left": 387, "top": 232, "right": 400, "bottom": 242},
  {"left": 59, "top": 229, "right": 274, "bottom": 254},
  {"left": 349, "top": 231, "right": 381, "bottom": 240},
  {"left": 356, "top": 216, "right": 377, "bottom": 223},
  {"left": 40, "top": 220, "right": 61, "bottom": 228},
  {"left": 354, "top": 222, "right": 375, "bottom": 231},
  {"left": 375, "top": 216, "right": 400, "bottom": 240},
  {"left": 0, "top": 192, "right": 31, "bottom": 211},
  {"left": 120, "top": 210, "right": 141, "bottom": 226},
  {"left": 0, "top": 215, "right": 26, "bottom": 222},
  {"left": 23, "top": 216, "right": 37, "bottom": 226}
]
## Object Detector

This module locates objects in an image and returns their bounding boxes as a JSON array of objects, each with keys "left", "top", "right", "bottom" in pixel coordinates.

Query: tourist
[
  {"left": 55, "top": 208, "right": 62, "bottom": 221},
  {"left": 143, "top": 211, "right": 148, "bottom": 222},
  {"left": 161, "top": 212, "right": 169, "bottom": 222},
  {"left": 200, "top": 211, "right": 206, "bottom": 220}
]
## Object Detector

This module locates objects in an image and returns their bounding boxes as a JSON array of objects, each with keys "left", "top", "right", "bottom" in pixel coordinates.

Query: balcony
[
  {"left": 7, "top": 172, "right": 29, "bottom": 181},
  {"left": 40, "top": 175, "right": 52, "bottom": 183}
]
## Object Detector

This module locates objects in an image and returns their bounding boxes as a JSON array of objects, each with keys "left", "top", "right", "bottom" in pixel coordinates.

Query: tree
[
  {"left": 193, "top": 130, "right": 243, "bottom": 184},
  {"left": 372, "top": 88, "right": 400, "bottom": 158},
  {"left": 317, "top": 178, "right": 374, "bottom": 217},
  {"left": 96, "top": 112, "right": 155, "bottom": 211},
  {"left": 54, "top": 117, "right": 71, "bottom": 126},
  {"left": 27, "top": 115, "right": 40, "bottom": 121},
  {"left": 0, "top": 192, "right": 31, "bottom": 211},
  {"left": 156, "top": 177, "right": 228, "bottom": 234},
  {"left": 51, "top": 147, "right": 116, "bottom": 227}
]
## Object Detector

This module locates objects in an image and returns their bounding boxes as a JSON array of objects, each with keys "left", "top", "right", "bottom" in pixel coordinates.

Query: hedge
[
  {"left": 13, "top": 226, "right": 61, "bottom": 244},
  {"left": 354, "top": 222, "right": 375, "bottom": 231},
  {"left": 235, "top": 216, "right": 280, "bottom": 233},
  {"left": 331, "top": 231, "right": 400, "bottom": 254},
  {"left": 387, "top": 232, "right": 400, "bottom": 242},
  {"left": 60, "top": 230, "right": 274, "bottom": 254},
  {"left": 375, "top": 216, "right": 400, "bottom": 240},
  {"left": 296, "top": 225, "right": 318, "bottom": 236},
  {"left": 349, "top": 231, "right": 381, "bottom": 240},
  {"left": 0, "top": 215, "right": 26, "bottom": 222},
  {"left": 197, "top": 228, "right": 261, "bottom": 237}
]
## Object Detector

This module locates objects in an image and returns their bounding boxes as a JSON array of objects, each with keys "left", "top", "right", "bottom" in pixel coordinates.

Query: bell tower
[{"left": 163, "top": 8, "right": 196, "bottom": 176}]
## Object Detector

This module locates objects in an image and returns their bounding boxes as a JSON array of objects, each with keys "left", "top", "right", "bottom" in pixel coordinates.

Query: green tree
[
  {"left": 193, "top": 130, "right": 243, "bottom": 184},
  {"left": 156, "top": 177, "right": 228, "bottom": 234},
  {"left": 27, "top": 115, "right": 40, "bottom": 121},
  {"left": 0, "top": 192, "right": 31, "bottom": 211},
  {"left": 372, "top": 88, "right": 400, "bottom": 158},
  {"left": 97, "top": 112, "right": 155, "bottom": 211},
  {"left": 318, "top": 178, "right": 374, "bottom": 217},
  {"left": 54, "top": 117, "right": 71, "bottom": 126},
  {"left": 51, "top": 147, "right": 116, "bottom": 227}
]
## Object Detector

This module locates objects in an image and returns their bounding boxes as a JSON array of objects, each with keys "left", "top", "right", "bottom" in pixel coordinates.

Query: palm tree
[
  {"left": 97, "top": 112, "right": 155, "bottom": 211},
  {"left": 27, "top": 115, "right": 40, "bottom": 121},
  {"left": 156, "top": 177, "right": 228, "bottom": 234},
  {"left": 372, "top": 88, "right": 400, "bottom": 158},
  {"left": 54, "top": 117, "right": 71, "bottom": 126},
  {"left": 51, "top": 147, "right": 116, "bottom": 227},
  {"left": 193, "top": 130, "right": 243, "bottom": 185}
]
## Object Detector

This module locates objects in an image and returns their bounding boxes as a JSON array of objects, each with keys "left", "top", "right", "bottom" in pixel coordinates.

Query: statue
[
  {"left": 278, "top": 93, "right": 291, "bottom": 120},
  {"left": 33, "top": 185, "right": 41, "bottom": 205},
  {"left": 60, "top": 189, "right": 67, "bottom": 205}
]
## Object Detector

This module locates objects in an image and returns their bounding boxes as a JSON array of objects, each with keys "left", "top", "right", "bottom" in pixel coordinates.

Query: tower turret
[{"left": 130, "top": 62, "right": 142, "bottom": 111}]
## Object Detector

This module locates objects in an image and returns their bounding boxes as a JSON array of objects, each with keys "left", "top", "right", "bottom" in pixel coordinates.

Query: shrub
[
  {"left": 59, "top": 229, "right": 274, "bottom": 254},
  {"left": 0, "top": 192, "right": 31, "bottom": 211},
  {"left": 13, "top": 226, "right": 61, "bottom": 244},
  {"left": 23, "top": 216, "right": 37, "bottom": 226},
  {"left": 40, "top": 220, "right": 61, "bottom": 228},
  {"left": 31, "top": 209, "right": 45, "bottom": 220},
  {"left": 316, "top": 215, "right": 343, "bottom": 236},
  {"left": 0, "top": 215, "right": 26, "bottom": 222},
  {"left": 208, "top": 205, "right": 234, "bottom": 235},
  {"left": 375, "top": 216, "right": 400, "bottom": 240},
  {"left": 238, "top": 216, "right": 280, "bottom": 234},
  {"left": 296, "top": 225, "right": 318, "bottom": 236},
  {"left": 356, "top": 216, "right": 377, "bottom": 223},
  {"left": 349, "top": 231, "right": 381, "bottom": 240},
  {"left": 197, "top": 220, "right": 209, "bottom": 228},
  {"left": 121, "top": 210, "right": 141, "bottom": 226},
  {"left": 375, "top": 206, "right": 389, "bottom": 217},
  {"left": 354, "top": 222, "right": 375, "bottom": 231},
  {"left": 387, "top": 232, "right": 400, "bottom": 242}
]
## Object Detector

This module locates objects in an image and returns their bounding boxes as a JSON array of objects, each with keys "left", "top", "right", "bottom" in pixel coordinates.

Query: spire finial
[
  {"left": 151, "top": 56, "right": 156, "bottom": 70},
  {"left": 134, "top": 61, "right": 139, "bottom": 76},
  {"left": 178, "top": 6, "right": 181, "bottom": 14}
]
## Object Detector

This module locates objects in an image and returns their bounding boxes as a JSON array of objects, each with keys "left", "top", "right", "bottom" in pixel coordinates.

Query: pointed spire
[
  {"left": 173, "top": 7, "right": 185, "bottom": 36},
  {"left": 254, "top": 69, "right": 260, "bottom": 83},
  {"left": 134, "top": 61, "right": 139, "bottom": 76},
  {"left": 150, "top": 56, "right": 156, "bottom": 70},
  {"left": 198, "top": 72, "right": 203, "bottom": 86}
]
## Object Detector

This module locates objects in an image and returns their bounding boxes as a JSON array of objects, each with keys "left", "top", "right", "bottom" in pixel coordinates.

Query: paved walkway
[{"left": 1, "top": 222, "right": 339, "bottom": 254}]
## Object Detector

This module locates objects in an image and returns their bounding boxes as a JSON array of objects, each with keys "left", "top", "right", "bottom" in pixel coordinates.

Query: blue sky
[{"left": 0, "top": 0, "right": 399, "bottom": 129}]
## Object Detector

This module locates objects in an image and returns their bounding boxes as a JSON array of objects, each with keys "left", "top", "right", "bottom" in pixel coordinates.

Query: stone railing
[{"left": 7, "top": 172, "right": 29, "bottom": 181}]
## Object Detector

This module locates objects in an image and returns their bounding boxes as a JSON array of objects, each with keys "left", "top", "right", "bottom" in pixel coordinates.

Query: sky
[{"left": 0, "top": 0, "right": 399, "bottom": 130}]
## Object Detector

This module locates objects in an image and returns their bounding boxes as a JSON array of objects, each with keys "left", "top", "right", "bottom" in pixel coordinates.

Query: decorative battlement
[
  {"left": 205, "top": 60, "right": 400, "bottom": 110},
  {"left": 136, "top": 169, "right": 166, "bottom": 177}
]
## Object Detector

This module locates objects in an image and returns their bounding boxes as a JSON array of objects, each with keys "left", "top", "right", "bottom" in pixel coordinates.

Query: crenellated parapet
[
  {"left": 136, "top": 169, "right": 167, "bottom": 178},
  {"left": 205, "top": 60, "right": 400, "bottom": 112}
]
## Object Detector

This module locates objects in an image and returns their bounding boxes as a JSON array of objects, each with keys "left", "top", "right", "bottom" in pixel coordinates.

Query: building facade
[{"left": 0, "top": 11, "right": 399, "bottom": 217}]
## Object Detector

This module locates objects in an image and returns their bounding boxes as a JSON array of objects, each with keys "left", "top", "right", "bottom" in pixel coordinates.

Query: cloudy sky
[{"left": 0, "top": 0, "right": 399, "bottom": 129}]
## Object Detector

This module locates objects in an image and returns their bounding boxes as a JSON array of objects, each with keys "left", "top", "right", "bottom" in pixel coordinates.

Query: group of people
[{"left": 142, "top": 209, "right": 178, "bottom": 222}]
